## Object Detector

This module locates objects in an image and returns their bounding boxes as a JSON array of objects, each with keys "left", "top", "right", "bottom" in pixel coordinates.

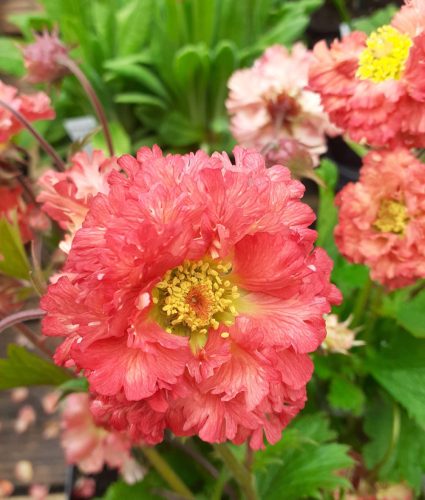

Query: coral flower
[
  {"left": 61, "top": 393, "right": 130, "bottom": 474},
  {"left": 0, "top": 81, "right": 54, "bottom": 144},
  {"left": 37, "top": 150, "right": 118, "bottom": 253},
  {"left": 41, "top": 146, "right": 340, "bottom": 449},
  {"left": 22, "top": 29, "right": 69, "bottom": 84},
  {"left": 227, "top": 44, "right": 337, "bottom": 166},
  {"left": 309, "top": 1, "right": 425, "bottom": 148},
  {"left": 335, "top": 149, "right": 425, "bottom": 289}
]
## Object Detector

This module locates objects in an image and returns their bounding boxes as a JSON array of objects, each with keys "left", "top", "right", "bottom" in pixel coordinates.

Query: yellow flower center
[
  {"left": 373, "top": 199, "right": 409, "bottom": 235},
  {"left": 152, "top": 259, "right": 240, "bottom": 351},
  {"left": 357, "top": 25, "right": 412, "bottom": 83}
]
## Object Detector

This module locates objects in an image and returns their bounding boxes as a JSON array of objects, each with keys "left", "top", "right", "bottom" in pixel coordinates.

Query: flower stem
[
  {"left": 351, "top": 277, "right": 373, "bottom": 327},
  {"left": 58, "top": 56, "right": 114, "bottom": 157},
  {"left": 0, "top": 99, "right": 65, "bottom": 171},
  {"left": 140, "top": 446, "right": 195, "bottom": 499},
  {"left": 214, "top": 443, "right": 257, "bottom": 500},
  {"left": 0, "top": 308, "right": 46, "bottom": 334}
]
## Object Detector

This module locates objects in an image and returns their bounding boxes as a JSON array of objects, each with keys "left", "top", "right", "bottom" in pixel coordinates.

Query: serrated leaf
[
  {"left": 328, "top": 377, "right": 365, "bottom": 415},
  {"left": 0, "top": 216, "right": 31, "bottom": 280},
  {"left": 254, "top": 413, "right": 353, "bottom": 499},
  {"left": 0, "top": 344, "right": 72, "bottom": 390},
  {"left": 368, "top": 333, "right": 425, "bottom": 427},
  {"left": 381, "top": 288, "right": 425, "bottom": 338}
]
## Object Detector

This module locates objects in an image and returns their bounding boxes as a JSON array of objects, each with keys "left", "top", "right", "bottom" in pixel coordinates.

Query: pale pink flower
[
  {"left": 72, "top": 477, "right": 96, "bottom": 498},
  {"left": 22, "top": 29, "right": 69, "bottom": 84},
  {"left": 42, "top": 146, "right": 340, "bottom": 449},
  {"left": 37, "top": 150, "right": 119, "bottom": 253},
  {"left": 323, "top": 314, "right": 364, "bottom": 355},
  {"left": 14, "top": 460, "right": 33, "bottom": 483},
  {"left": 29, "top": 484, "right": 49, "bottom": 500},
  {"left": 227, "top": 44, "right": 337, "bottom": 165},
  {"left": 15, "top": 405, "right": 36, "bottom": 434},
  {"left": 60, "top": 393, "right": 131, "bottom": 474},
  {"left": 11, "top": 388, "right": 29, "bottom": 403}
]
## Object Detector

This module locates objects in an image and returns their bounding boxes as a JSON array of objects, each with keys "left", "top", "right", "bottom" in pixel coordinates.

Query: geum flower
[
  {"left": 41, "top": 146, "right": 340, "bottom": 449},
  {"left": 335, "top": 148, "right": 425, "bottom": 289},
  {"left": 37, "top": 150, "right": 118, "bottom": 253},
  {"left": 227, "top": 44, "right": 337, "bottom": 167},
  {"left": 0, "top": 80, "right": 54, "bottom": 144},
  {"left": 309, "top": 0, "right": 425, "bottom": 148}
]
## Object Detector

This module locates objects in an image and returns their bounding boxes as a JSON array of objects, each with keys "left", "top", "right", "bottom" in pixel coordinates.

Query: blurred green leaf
[
  {"left": 116, "top": 0, "right": 153, "bottom": 56},
  {"left": 159, "top": 112, "right": 204, "bottom": 146},
  {"left": 0, "top": 217, "right": 31, "bottom": 280},
  {"left": 0, "top": 38, "right": 24, "bottom": 77},
  {"left": 58, "top": 377, "right": 89, "bottom": 399},
  {"left": 0, "top": 344, "right": 72, "bottom": 390},
  {"left": 363, "top": 393, "right": 425, "bottom": 492},
  {"left": 352, "top": 5, "right": 398, "bottom": 34},
  {"left": 328, "top": 376, "right": 365, "bottom": 415},
  {"left": 93, "top": 120, "right": 131, "bottom": 156},
  {"left": 368, "top": 333, "right": 425, "bottom": 427},
  {"left": 115, "top": 93, "right": 166, "bottom": 109},
  {"left": 381, "top": 287, "right": 425, "bottom": 338},
  {"left": 254, "top": 413, "right": 353, "bottom": 500},
  {"left": 316, "top": 159, "right": 339, "bottom": 259},
  {"left": 101, "top": 474, "right": 164, "bottom": 500}
]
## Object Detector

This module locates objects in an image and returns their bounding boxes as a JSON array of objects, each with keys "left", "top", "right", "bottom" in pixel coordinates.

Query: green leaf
[
  {"left": 368, "top": 333, "right": 425, "bottom": 427},
  {"left": 363, "top": 392, "right": 425, "bottom": 492},
  {"left": 0, "top": 344, "right": 72, "bottom": 390},
  {"left": 328, "top": 376, "right": 365, "bottom": 415},
  {"left": 254, "top": 413, "right": 353, "bottom": 500},
  {"left": 116, "top": 0, "right": 153, "bottom": 56},
  {"left": 381, "top": 288, "right": 425, "bottom": 338},
  {"left": 352, "top": 5, "right": 398, "bottom": 34},
  {"left": 315, "top": 159, "right": 339, "bottom": 259},
  {"left": 0, "top": 216, "right": 31, "bottom": 280},
  {"left": 58, "top": 377, "right": 88, "bottom": 399},
  {"left": 0, "top": 38, "right": 24, "bottom": 77},
  {"left": 101, "top": 474, "right": 164, "bottom": 500},
  {"left": 115, "top": 92, "right": 166, "bottom": 109},
  {"left": 92, "top": 120, "right": 131, "bottom": 156},
  {"left": 159, "top": 112, "right": 204, "bottom": 147}
]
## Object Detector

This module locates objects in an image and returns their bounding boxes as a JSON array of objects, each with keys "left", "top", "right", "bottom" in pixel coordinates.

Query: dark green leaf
[
  {"left": 58, "top": 377, "right": 89, "bottom": 399},
  {"left": 316, "top": 159, "right": 339, "bottom": 259},
  {"left": 328, "top": 376, "right": 365, "bottom": 415},
  {"left": 0, "top": 344, "right": 72, "bottom": 390},
  {"left": 101, "top": 474, "right": 164, "bottom": 500},
  {"left": 381, "top": 288, "right": 425, "bottom": 338}
]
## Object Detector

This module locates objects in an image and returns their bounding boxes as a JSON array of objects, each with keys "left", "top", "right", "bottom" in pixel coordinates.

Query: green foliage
[
  {"left": 0, "top": 345, "right": 72, "bottom": 390},
  {"left": 381, "top": 286, "right": 425, "bottom": 338},
  {"left": 352, "top": 5, "right": 398, "bottom": 34},
  {"left": 28, "top": 0, "right": 324, "bottom": 151},
  {"left": 57, "top": 377, "right": 89, "bottom": 400},
  {"left": 0, "top": 38, "right": 25, "bottom": 77},
  {"left": 363, "top": 393, "right": 425, "bottom": 492},
  {"left": 328, "top": 376, "right": 365, "bottom": 415},
  {"left": 0, "top": 217, "right": 31, "bottom": 280},
  {"left": 100, "top": 474, "right": 164, "bottom": 500},
  {"left": 254, "top": 414, "right": 353, "bottom": 499},
  {"left": 368, "top": 332, "right": 425, "bottom": 427}
]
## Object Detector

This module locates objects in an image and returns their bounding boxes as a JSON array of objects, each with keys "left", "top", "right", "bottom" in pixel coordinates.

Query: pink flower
[
  {"left": 227, "top": 44, "right": 337, "bottom": 165},
  {"left": 309, "top": 2, "right": 425, "bottom": 148},
  {"left": 0, "top": 81, "right": 54, "bottom": 144},
  {"left": 22, "top": 29, "right": 69, "bottom": 84},
  {"left": 335, "top": 149, "right": 425, "bottom": 289},
  {"left": 41, "top": 146, "right": 340, "bottom": 449},
  {"left": 37, "top": 150, "right": 119, "bottom": 253},
  {"left": 60, "top": 393, "right": 130, "bottom": 474}
]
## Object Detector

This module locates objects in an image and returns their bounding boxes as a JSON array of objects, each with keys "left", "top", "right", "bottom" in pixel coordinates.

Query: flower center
[
  {"left": 357, "top": 25, "right": 412, "bottom": 83},
  {"left": 373, "top": 199, "right": 409, "bottom": 235},
  {"left": 266, "top": 93, "right": 300, "bottom": 125},
  {"left": 152, "top": 259, "right": 240, "bottom": 350}
]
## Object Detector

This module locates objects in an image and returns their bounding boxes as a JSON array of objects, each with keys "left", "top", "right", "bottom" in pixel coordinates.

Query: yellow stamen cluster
[
  {"left": 357, "top": 25, "right": 412, "bottom": 83},
  {"left": 373, "top": 199, "right": 409, "bottom": 235},
  {"left": 152, "top": 259, "right": 239, "bottom": 342}
]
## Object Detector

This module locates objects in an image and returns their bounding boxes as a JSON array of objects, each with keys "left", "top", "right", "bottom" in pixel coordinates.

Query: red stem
[
  {"left": 0, "top": 99, "right": 65, "bottom": 171},
  {"left": 58, "top": 56, "right": 114, "bottom": 157},
  {"left": 0, "top": 308, "right": 46, "bottom": 334}
]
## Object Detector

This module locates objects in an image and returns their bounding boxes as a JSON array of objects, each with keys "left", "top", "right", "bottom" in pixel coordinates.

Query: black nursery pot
[{"left": 65, "top": 465, "right": 119, "bottom": 500}]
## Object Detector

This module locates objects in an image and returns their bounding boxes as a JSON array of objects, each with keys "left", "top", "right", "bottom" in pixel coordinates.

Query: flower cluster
[
  {"left": 0, "top": 81, "right": 54, "bottom": 144},
  {"left": 309, "top": 1, "right": 425, "bottom": 148},
  {"left": 41, "top": 146, "right": 340, "bottom": 449},
  {"left": 227, "top": 44, "right": 337, "bottom": 166}
]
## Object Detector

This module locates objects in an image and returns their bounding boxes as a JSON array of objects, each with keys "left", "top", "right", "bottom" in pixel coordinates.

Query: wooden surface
[{"left": 0, "top": 328, "right": 67, "bottom": 496}]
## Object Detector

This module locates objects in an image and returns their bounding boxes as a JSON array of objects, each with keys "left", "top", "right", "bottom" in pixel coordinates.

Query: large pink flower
[
  {"left": 41, "top": 146, "right": 340, "bottom": 449},
  {"left": 61, "top": 393, "right": 130, "bottom": 473},
  {"left": 37, "top": 150, "right": 118, "bottom": 253},
  {"left": 227, "top": 44, "right": 337, "bottom": 165},
  {"left": 309, "top": 1, "right": 425, "bottom": 148},
  {"left": 0, "top": 81, "right": 54, "bottom": 143},
  {"left": 335, "top": 148, "right": 425, "bottom": 289}
]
